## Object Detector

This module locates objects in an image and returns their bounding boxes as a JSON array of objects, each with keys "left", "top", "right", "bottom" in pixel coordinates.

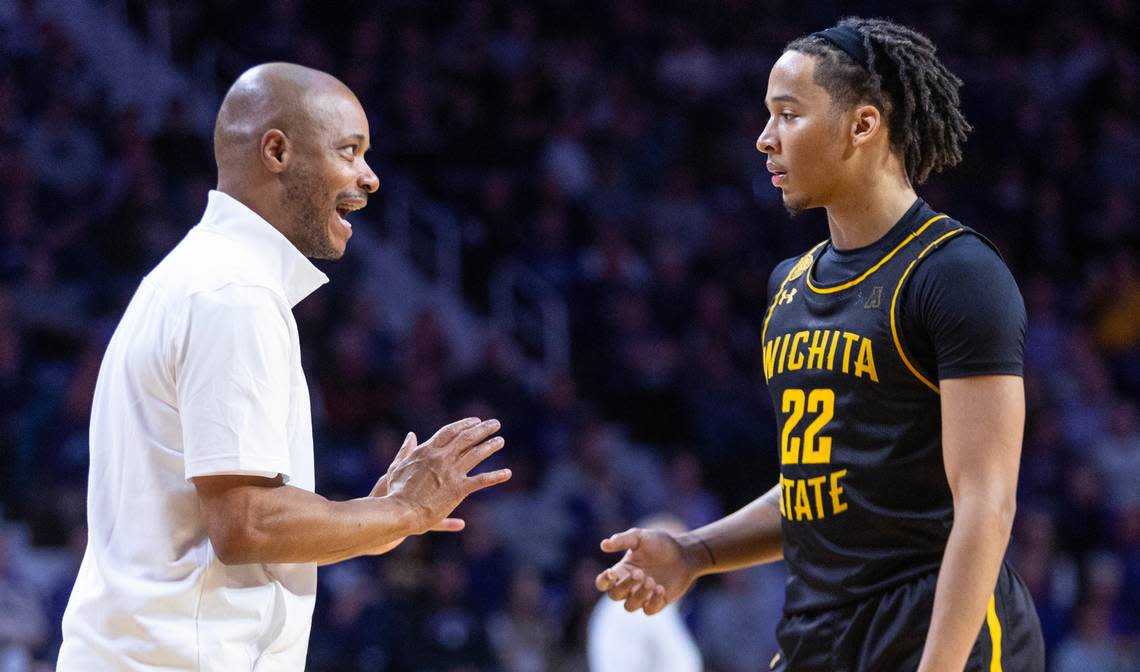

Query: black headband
[{"left": 811, "top": 25, "right": 869, "bottom": 70}]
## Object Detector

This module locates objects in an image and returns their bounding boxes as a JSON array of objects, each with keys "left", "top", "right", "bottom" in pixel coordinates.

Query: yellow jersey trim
[
  {"left": 761, "top": 242, "right": 827, "bottom": 362},
  {"left": 888, "top": 227, "right": 966, "bottom": 395},
  {"left": 806, "top": 214, "right": 949, "bottom": 294},
  {"left": 987, "top": 593, "right": 1004, "bottom": 672}
]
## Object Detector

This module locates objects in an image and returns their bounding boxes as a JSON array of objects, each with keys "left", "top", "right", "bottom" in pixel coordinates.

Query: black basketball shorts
[{"left": 770, "top": 561, "right": 1044, "bottom": 671}]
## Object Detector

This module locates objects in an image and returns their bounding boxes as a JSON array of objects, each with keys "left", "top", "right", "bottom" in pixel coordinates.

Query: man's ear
[
  {"left": 850, "top": 104, "right": 883, "bottom": 147},
  {"left": 260, "top": 129, "right": 289, "bottom": 174}
]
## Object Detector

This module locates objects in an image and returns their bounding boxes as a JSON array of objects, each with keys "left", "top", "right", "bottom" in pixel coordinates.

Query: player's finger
[
  {"left": 597, "top": 565, "right": 630, "bottom": 595},
  {"left": 606, "top": 567, "right": 644, "bottom": 602},
  {"left": 595, "top": 565, "right": 637, "bottom": 593},
  {"left": 458, "top": 436, "right": 505, "bottom": 472},
  {"left": 624, "top": 576, "right": 657, "bottom": 613},
  {"left": 600, "top": 528, "right": 642, "bottom": 554},
  {"left": 455, "top": 418, "right": 501, "bottom": 451},
  {"left": 429, "top": 518, "right": 465, "bottom": 532},
  {"left": 643, "top": 585, "right": 668, "bottom": 615},
  {"left": 603, "top": 565, "right": 632, "bottom": 585},
  {"left": 624, "top": 586, "right": 653, "bottom": 613},
  {"left": 607, "top": 581, "right": 641, "bottom": 602},
  {"left": 464, "top": 468, "right": 512, "bottom": 495}
]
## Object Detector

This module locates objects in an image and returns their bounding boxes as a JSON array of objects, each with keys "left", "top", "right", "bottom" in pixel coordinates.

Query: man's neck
[
  {"left": 824, "top": 171, "right": 918, "bottom": 251},
  {"left": 217, "top": 182, "right": 294, "bottom": 243}
]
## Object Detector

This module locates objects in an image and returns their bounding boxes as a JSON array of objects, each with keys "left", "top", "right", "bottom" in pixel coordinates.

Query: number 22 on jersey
[{"left": 781, "top": 388, "right": 834, "bottom": 464}]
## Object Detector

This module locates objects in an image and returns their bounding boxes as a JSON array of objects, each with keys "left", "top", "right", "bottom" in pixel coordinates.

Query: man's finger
[
  {"left": 458, "top": 436, "right": 505, "bottom": 472},
  {"left": 455, "top": 418, "right": 501, "bottom": 451},
  {"left": 429, "top": 417, "right": 481, "bottom": 446},
  {"left": 464, "top": 468, "right": 512, "bottom": 495},
  {"left": 429, "top": 517, "right": 465, "bottom": 532},
  {"left": 600, "top": 528, "right": 642, "bottom": 554},
  {"left": 394, "top": 432, "right": 418, "bottom": 461},
  {"left": 595, "top": 568, "right": 617, "bottom": 591}
]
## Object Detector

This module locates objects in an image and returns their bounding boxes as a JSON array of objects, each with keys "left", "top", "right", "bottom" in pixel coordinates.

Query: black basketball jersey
[{"left": 762, "top": 205, "right": 994, "bottom": 615}]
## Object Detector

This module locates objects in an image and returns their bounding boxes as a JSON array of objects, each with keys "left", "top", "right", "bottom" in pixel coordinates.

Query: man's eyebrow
[{"left": 768, "top": 94, "right": 801, "bottom": 104}]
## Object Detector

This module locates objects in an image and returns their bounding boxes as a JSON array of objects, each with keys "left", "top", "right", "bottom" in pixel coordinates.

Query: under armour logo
[{"left": 778, "top": 288, "right": 797, "bottom": 305}]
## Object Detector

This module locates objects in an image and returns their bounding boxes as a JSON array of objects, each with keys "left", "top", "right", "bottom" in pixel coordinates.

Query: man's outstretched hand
[
  {"left": 383, "top": 417, "right": 511, "bottom": 536},
  {"left": 594, "top": 527, "right": 707, "bottom": 615},
  {"left": 368, "top": 418, "right": 510, "bottom": 554}
]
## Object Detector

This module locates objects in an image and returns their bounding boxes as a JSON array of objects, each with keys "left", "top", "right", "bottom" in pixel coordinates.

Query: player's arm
[
  {"left": 680, "top": 483, "right": 785, "bottom": 572},
  {"left": 595, "top": 484, "right": 783, "bottom": 614},
  {"left": 917, "top": 375, "right": 1023, "bottom": 671},
  {"left": 907, "top": 237, "right": 1027, "bottom": 671},
  {"left": 595, "top": 259, "right": 796, "bottom": 614},
  {"left": 194, "top": 418, "right": 510, "bottom": 566}
]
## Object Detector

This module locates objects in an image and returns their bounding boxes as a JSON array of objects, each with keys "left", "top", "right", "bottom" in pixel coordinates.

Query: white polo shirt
[{"left": 59, "top": 191, "right": 329, "bottom": 671}]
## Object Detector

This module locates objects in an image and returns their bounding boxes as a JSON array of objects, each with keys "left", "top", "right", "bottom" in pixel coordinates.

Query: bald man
[{"left": 58, "top": 63, "right": 511, "bottom": 671}]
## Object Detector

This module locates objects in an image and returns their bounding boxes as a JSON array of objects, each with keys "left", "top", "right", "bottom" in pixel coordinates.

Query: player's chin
[{"left": 782, "top": 192, "right": 811, "bottom": 216}]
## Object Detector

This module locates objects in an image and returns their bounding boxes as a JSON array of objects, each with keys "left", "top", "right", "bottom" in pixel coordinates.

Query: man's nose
[{"left": 359, "top": 162, "right": 379, "bottom": 194}]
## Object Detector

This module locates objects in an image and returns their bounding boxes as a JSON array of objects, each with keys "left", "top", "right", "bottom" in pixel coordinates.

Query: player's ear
[
  {"left": 260, "top": 129, "right": 290, "bottom": 174},
  {"left": 850, "top": 104, "right": 883, "bottom": 147}
]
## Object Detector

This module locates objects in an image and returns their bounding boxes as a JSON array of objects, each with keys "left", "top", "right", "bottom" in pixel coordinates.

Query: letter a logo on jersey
[{"left": 864, "top": 286, "right": 883, "bottom": 309}]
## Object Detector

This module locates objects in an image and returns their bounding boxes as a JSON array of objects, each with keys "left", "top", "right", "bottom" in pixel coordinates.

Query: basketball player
[{"left": 596, "top": 18, "right": 1045, "bottom": 671}]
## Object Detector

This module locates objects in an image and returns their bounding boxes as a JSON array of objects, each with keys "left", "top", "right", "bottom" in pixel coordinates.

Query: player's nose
[{"left": 757, "top": 117, "right": 778, "bottom": 154}]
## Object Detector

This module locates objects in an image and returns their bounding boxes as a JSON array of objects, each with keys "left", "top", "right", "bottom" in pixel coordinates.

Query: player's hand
[
  {"left": 383, "top": 417, "right": 511, "bottom": 536},
  {"left": 595, "top": 527, "right": 703, "bottom": 615}
]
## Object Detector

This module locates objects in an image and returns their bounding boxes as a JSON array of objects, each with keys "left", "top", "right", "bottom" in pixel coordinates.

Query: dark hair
[{"left": 786, "top": 17, "right": 972, "bottom": 185}]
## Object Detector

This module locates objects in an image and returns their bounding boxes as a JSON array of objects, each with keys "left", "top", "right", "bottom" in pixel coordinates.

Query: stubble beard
[
  {"left": 283, "top": 166, "right": 343, "bottom": 260},
  {"left": 782, "top": 193, "right": 808, "bottom": 219}
]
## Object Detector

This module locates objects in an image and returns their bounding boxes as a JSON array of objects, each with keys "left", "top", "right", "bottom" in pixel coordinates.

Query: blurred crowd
[{"left": 1, "top": 0, "right": 1139, "bottom": 670}]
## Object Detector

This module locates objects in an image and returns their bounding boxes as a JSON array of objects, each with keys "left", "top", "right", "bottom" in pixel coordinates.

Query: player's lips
[{"left": 767, "top": 161, "right": 787, "bottom": 187}]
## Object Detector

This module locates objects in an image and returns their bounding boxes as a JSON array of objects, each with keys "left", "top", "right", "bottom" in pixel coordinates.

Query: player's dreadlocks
[{"left": 786, "top": 18, "right": 972, "bottom": 185}]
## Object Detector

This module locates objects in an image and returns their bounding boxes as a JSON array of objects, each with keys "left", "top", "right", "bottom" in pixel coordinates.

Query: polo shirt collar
[{"left": 198, "top": 190, "right": 330, "bottom": 306}]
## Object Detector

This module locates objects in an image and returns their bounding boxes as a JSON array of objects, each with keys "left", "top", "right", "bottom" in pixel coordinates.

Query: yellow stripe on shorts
[{"left": 986, "top": 594, "right": 1003, "bottom": 672}]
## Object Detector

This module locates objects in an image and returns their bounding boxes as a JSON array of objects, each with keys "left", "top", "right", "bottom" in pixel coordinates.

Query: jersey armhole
[{"left": 889, "top": 228, "right": 971, "bottom": 395}]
